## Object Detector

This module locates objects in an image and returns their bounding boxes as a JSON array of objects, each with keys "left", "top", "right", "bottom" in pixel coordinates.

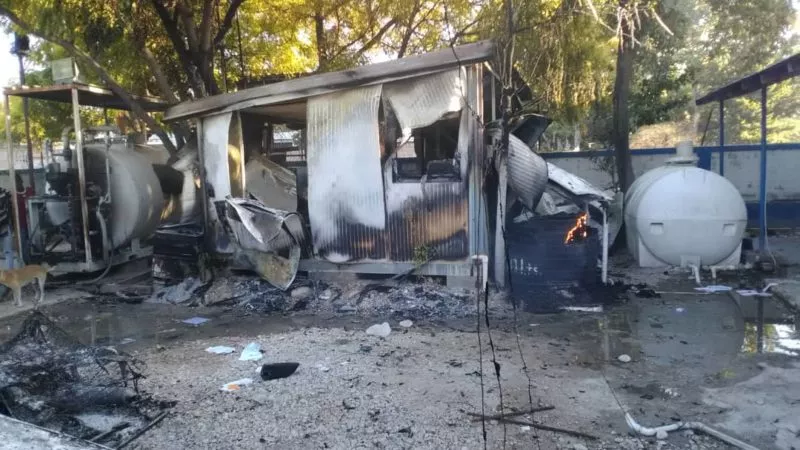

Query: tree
[
  {"left": 0, "top": 2, "right": 182, "bottom": 155},
  {"left": 0, "top": 0, "right": 483, "bottom": 156}
]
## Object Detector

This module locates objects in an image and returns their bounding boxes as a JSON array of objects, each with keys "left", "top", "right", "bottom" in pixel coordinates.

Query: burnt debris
[{"left": 0, "top": 311, "right": 172, "bottom": 447}]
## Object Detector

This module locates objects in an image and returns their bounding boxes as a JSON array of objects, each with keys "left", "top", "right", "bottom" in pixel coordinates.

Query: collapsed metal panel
[
  {"left": 383, "top": 69, "right": 463, "bottom": 130},
  {"left": 306, "top": 85, "right": 386, "bottom": 262},
  {"left": 245, "top": 154, "right": 298, "bottom": 212},
  {"left": 506, "top": 134, "right": 548, "bottom": 211},
  {"left": 223, "top": 198, "right": 305, "bottom": 289}
]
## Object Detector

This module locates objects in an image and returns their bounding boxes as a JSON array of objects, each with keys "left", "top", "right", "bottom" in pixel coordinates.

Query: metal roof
[
  {"left": 3, "top": 83, "right": 170, "bottom": 111},
  {"left": 164, "top": 40, "right": 496, "bottom": 122},
  {"left": 696, "top": 53, "right": 800, "bottom": 105}
]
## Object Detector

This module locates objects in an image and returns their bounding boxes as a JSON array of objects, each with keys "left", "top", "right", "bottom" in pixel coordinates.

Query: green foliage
[
  {"left": 630, "top": 0, "right": 799, "bottom": 145},
  {"left": 0, "top": 0, "right": 797, "bottom": 150}
]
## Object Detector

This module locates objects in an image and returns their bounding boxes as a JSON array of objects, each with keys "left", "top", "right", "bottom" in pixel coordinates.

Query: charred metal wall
[
  {"left": 380, "top": 69, "right": 473, "bottom": 262},
  {"left": 302, "top": 67, "right": 486, "bottom": 265},
  {"left": 306, "top": 85, "right": 387, "bottom": 262},
  {"left": 383, "top": 165, "right": 469, "bottom": 261},
  {"left": 200, "top": 111, "right": 245, "bottom": 253}
]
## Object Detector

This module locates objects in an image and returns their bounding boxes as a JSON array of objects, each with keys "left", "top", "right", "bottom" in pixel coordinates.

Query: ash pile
[
  {"left": 150, "top": 272, "right": 512, "bottom": 320},
  {"left": 0, "top": 312, "right": 170, "bottom": 447}
]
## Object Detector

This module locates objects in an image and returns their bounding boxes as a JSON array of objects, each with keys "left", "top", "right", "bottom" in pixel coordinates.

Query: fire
[{"left": 564, "top": 212, "right": 589, "bottom": 244}]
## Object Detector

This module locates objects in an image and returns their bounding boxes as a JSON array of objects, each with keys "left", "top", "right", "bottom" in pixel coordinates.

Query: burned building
[{"left": 164, "top": 41, "right": 611, "bottom": 297}]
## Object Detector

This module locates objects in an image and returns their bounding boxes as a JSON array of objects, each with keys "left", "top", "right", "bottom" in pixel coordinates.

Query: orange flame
[{"left": 564, "top": 212, "right": 589, "bottom": 244}]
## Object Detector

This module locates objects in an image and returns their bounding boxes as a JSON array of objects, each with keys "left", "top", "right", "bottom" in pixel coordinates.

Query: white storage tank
[{"left": 625, "top": 141, "right": 747, "bottom": 268}]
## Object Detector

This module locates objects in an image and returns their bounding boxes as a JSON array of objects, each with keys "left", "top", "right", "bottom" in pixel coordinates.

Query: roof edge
[{"left": 165, "top": 40, "right": 496, "bottom": 122}]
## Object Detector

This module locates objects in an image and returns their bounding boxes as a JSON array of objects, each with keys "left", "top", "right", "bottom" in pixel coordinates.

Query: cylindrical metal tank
[
  {"left": 84, "top": 144, "right": 165, "bottom": 248},
  {"left": 624, "top": 143, "right": 747, "bottom": 267}
]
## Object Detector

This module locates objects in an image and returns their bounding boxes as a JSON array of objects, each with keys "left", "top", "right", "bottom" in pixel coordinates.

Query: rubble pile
[
  {"left": 0, "top": 312, "right": 170, "bottom": 447},
  {"left": 346, "top": 281, "right": 479, "bottom": 320}
]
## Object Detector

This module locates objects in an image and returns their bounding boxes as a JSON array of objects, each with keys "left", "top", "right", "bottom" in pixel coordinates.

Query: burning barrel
[{"left": 506, "top": 211, "right": 601, "bottom": 313}]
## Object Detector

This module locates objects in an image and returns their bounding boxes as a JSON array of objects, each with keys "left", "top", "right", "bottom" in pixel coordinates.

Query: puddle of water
[
  {"left": 739, "top": 296, "right": 800, "bottom": 355},
  {"left": 742, "top": 322, "right": 800, "bottom": 355}
]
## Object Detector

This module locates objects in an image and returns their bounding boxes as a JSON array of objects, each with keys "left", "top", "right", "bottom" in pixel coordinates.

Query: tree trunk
[
  {"left": 314, "top": 11, "right": 328, "bottom": 71},
  {"left": 612, "top": 30, "right": 635, "bottom": 192}
]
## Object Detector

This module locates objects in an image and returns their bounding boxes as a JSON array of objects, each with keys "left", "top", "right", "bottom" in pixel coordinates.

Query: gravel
[{"left": 128, "top": 325, "right": 634, "bottom": 449}]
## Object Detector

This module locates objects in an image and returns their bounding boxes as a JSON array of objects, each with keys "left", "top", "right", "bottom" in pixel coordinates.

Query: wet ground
[{"left": 0, "top": 266, "right": 798, "bottom": 449}]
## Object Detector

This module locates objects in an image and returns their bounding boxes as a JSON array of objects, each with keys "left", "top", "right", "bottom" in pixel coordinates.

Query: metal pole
[
  {"left": 195, "top": 118, "right": 211, "bottom": 251},
  {"left": 756, "top": 297, "right": 765, "bottom": 353},
  {"left": 718, "top": 100, "right": 725, "bottom": 177},
  {"left": 601, "top": 208, "right": 608, "bottom": 284},
  {"left": 71, "top": 88, "right": 92, "bottom": 264},
  {"left": 17, "top": 54, "right": 35, "bottom": 194},
  {"left": 759, "top": 87, "right": 768, "bottom": 253},
  {"left": 5, "top": 95, "right": 22, "bottom": 262},
  {"left": 494, "top": 153, "right": 508, "bottom": 288}
]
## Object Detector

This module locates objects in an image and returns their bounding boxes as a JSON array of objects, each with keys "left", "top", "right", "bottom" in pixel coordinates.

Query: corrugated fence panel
[{"left": 307, "top": 85, "right": 386, "bottom": 262}]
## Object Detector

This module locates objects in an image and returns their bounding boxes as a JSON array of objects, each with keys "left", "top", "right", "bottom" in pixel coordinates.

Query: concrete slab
[
  {"left": 769, "top": 279, "right": 800, "bottom": 312},
  {"left": 0, "top": 414, "right": 109, "bottom": 450}
]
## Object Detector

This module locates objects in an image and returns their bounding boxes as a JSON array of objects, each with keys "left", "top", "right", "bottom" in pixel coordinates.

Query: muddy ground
[{"left": 0, "top": 264, "right": 798, "bottom": 450}]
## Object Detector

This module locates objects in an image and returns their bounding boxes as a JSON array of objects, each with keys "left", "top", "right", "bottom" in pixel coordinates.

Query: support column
[
  {"left": 718, "top": 100, "right": 725, "bottom": 176},
  {"left": 5, "top": 95, "right": 22, "bottom": 261},
  {"left": 71, "top": 88, "right": 92, "bottom": 264},
  {"left": 758, "top": 86, "right": 768, "bottom": 252},
  {"left": 494, "top": 152, "right": 508, "bottom": 288}
]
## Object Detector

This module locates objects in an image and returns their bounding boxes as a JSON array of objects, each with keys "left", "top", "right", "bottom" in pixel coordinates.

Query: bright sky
[
  {"left": 0, "top": 32, "right": 18, "bottom": 87},
  {"left": 0, "top": 2, "right": 797, "bottom": 88}
]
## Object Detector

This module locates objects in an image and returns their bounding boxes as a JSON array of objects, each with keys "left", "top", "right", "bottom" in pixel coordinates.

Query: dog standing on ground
[{"left": 0, "top": 263, "right": 52, "bottom": 308}]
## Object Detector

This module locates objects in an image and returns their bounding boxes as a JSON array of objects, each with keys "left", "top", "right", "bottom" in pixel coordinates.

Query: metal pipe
[
  {"left": 757, "top": 296, "right": 765, "bottom": 353},
  {"left": 719, "top": 100, "right": 725, "bottom": 177},
  {"left": 601, "top": 207, "right": 608, "bottom": 284},
  {"left": 5, "top": 95, "right": 22, "bottom": 265},
  {"left": 196, "top": 118, "right": 211, "bottom": 251},
  {"left": 17, "top": 53, "right": 35, "bottom": 193},
  {"left": 59, "top": 126, "right": 74, "bottom": 169},
  {"left": 104, "top": 130, "right": 112, "bottom": 203},
  {"left": 71, "top": 88, "right": 92, "bottom": 264},
  {"left": 759, "top": 86, "right": 768, "bottom": 253},
  {"left": 80, "top": 209, "right": 112, "bottom": 284},
  {"left": 625, "top": 413, "right": 760, "bottom": 450}
]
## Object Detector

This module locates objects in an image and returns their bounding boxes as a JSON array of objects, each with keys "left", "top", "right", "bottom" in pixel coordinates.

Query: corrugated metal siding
[
  {"left": 306, "top": 85, "right": 386, "bottom": 262},
  {"left": 507, "top": 134, "right": 548, "bottom": 211},
  {"left": 380, "top": 69, "right": 475, "bottom": 263},
  {"left": 383, "top": 164, "right": 468, "bottom": 262}
]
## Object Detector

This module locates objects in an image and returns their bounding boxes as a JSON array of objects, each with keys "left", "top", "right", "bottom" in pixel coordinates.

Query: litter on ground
[
  {"left": 181, "top": 317, "right": 210, "bottom": 326},
  {"left": 206, "top": 346, "right": 236, "bottom": 354},
  {"left": 239, "top": 342, "right": 263, "bottom": 361},
  {"left": 220, "top": 378, "right": 254, "bottom": 392}
]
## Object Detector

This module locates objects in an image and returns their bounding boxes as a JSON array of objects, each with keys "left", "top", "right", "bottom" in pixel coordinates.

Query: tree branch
[
  {"left": 0, "top": 5, "right": 179, "bottom": 156},
  {"left": 397, "top": 0, "right": 422, "bottom": 58},
  {"left": 352, "top": 18, "right": 397, "bottom": 60},
  {"left": 213, "top": 0, "right": 245, "bottom": 46},
  {"left": 150, "top": 0, "right": 206, "bottom": 96}
]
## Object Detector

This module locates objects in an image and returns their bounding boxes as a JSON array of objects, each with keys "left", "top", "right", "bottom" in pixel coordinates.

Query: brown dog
[{"left": 0, "top": 263, "right": 52, "bottom": 308}]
